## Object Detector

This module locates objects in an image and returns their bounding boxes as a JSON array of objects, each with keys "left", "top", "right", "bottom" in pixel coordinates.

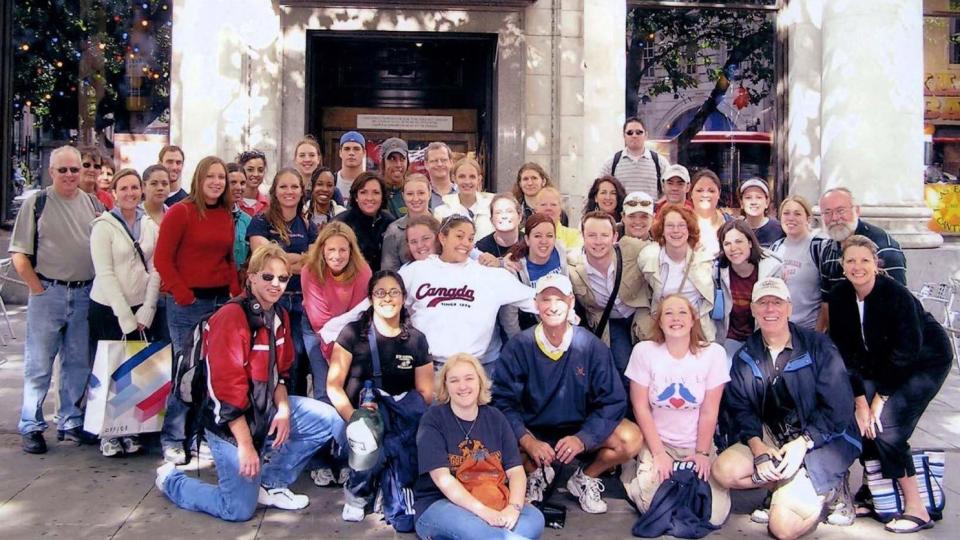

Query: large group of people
[{"left": 8, "top": 116, "right": 951, "bottom": 539}]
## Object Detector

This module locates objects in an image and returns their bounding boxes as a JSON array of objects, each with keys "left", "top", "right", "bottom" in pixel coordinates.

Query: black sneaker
[
  {"left": 57, "top": 427, "right": 98, "bottom": 445},
  {"left": 22, "top": 432, "right": 47, "bottom": 454}
]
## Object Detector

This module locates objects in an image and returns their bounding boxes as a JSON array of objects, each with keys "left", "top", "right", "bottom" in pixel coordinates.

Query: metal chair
[
  {"left": 915, "top": 279, "right": 960, "bottom": 372},
  {"left": 0, "top": 258, "right": 25, "bottom": 346}
]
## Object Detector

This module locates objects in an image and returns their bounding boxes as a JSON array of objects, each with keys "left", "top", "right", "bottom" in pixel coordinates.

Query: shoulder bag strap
[
  {"left": 29, "top": 191, "right": 48, "bottom": 268},
  {"left": 367, "top": 324, "right": 384, "bottom": 389},
  {"left": 674, "top": 249, "right": 695, "bottom": 296},
  {"left": 594, "top": 244, "right": 624, "bottom": 338},
  {"left": 650, "top": 149, "right": 662, "bottom": 187},
  {"left": 611, "top": 150, "right": 623, "bottom": 177},
  {"left": 108, "top": 212, "right": 149, "bottom": 271}
]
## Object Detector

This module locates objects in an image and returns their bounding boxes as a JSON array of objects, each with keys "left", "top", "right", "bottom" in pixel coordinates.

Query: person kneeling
[
  {"left": 622, "top": 294, "right": 731, "bottom": 526},
  {"left": 493, "top": 274, "right": 642, "bottom": 514},
  {"left": 155, "top": 244, "right": 344, "bottom": 522},
  {"left": 711, "top": 278, "right": 861, "bottom": 540}
]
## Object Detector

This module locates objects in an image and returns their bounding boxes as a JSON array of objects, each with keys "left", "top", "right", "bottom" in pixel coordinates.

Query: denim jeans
[
  {"left": 608, "top": 317, "right": 634, "bottom": 393},
  {"left": 19, "top": 282, "right": 92, "bottom": 434},
  {"left": 301, "top": 316, "right": 327, "bottom": 401},
  {"left": 160, "top": 294, "right": 227, "bottom": 450},
  {"left": 277, "top": 293, "right": 308, "bottom": 396},
  {"left": 161, "top": 396, "right": 343, "bottom": 522},
  {"left": 415, "top": 499, "right": 545, "bottom": 540}
]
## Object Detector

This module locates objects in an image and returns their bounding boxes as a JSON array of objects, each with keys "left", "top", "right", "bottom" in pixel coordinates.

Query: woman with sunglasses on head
[
  {"left": 381, "top": 174, "right": 433, "bottom": 271},
  {"left": 637, "top": 203, "right": 716, "bottom": 342},
  {"left": 689, "top": 169, "right": 732, "bottom": 257},
  {"left": 328, "top": 269, "right": 434, "bottom": 522},
  {"left": 247, "top": 167, "right": 318, "bottom": 396},
  {"left": 89, "top": 168, "right": 162, "bottom": 457},
  {"left": 334, "top": 172, "right": 394, "bottom": 272},
  {"left": 301, "top": 222, "right": 372, "bottom": 487},
  {"left": 512, "top": 162, "right": 568, "bottom": 226},
  {"left": 156, "top": 156, "right": 242, "bottom": 465},
  {"left": 237, "top": 150, "right": 270, "bottom": 217},
  {"left": 583, "top": 175, "right": 626, "bottom": 223},
  {"left": 304, "top": 167, "right": 344, "bottom": 228},
  {"left": 398, "top": 214, "right": 538, "bottom": 371}
]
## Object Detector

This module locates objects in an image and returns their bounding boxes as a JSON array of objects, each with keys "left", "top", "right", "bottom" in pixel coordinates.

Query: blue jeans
[
  {"left": 301, "top": 316, "right": 327, "bottom": 401},
  {"left": 160, "top": 295, "right": 227, "bottom": 450},
  {"left": 608, "top": 317, "right": 634, "bottom": 393},
  {"left": 415, "top": 499, "right": 545, "bottom": 540},
  {"left": 277, "top": 293, "right": 308, "bottom": 396},
  {"left": 19, "top": 282, "right": 92, "bottom": 434},
  {"left": 161, "top": 396, "right": 343, "bottom": 522}
]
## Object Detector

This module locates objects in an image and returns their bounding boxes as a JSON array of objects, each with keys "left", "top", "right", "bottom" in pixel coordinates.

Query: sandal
[{"left": 884, "top": 514, "right": 934, "bottom": 534}]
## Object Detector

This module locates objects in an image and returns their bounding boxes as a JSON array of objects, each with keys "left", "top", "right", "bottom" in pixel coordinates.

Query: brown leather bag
[{"left": 455, "top": 439, "right": 510, "bottom": 510}]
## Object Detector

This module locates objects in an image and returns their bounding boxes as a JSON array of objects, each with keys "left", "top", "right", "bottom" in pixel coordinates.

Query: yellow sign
[{"left": 925, "top": 183, "right": 960, "bottom": 234}]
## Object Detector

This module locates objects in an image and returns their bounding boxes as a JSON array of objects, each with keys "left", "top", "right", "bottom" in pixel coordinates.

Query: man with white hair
[
  {"left": 813, "top": 188, "right": 906, "bottom": 298},
  {"left": 9, "top": 145, "right": 104, "bottom": 454}
]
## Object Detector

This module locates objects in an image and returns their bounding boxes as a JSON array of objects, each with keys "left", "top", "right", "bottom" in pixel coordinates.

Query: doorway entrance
[{"left": 305, "top": 31, "right": 497, "bottom": 178}]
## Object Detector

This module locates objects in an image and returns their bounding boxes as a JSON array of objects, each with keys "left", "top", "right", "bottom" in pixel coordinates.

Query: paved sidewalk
[{"left": 0, "top": 303, "right": 958, "bottom": 539}]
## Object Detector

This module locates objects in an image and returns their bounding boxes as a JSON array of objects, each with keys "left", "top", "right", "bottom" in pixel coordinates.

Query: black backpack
[
  {"left": 611, "top": 149, "right": 663, "bottom": 190},
  {"left": 28, "top": 189, "right": 103, "bottom": 267}
]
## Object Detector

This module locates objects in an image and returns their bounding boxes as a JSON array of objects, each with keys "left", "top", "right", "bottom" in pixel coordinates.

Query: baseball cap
[
  {"left": 535, "top": 273, "right": 573, "bottom": 296},
  {"left": 662, "top": 164, "right": 690, "bottom": 184},
  {"left": 345, "top": 407, "right": 384, "bottom": 471},
  {"left": 739, "top": 178, "right": 769, "bottom": 197},
  {"left": 380, "top": 137, "right": 408, "bottom": 161},
  {"left": 622, "top": 191, "right": 655, "bottom": 216},
  {"left": 751, "top": 277, "right": 791, "bottom": 303},
  {"left": 340, "top": 131, "right": 366, "bottom": 148}
]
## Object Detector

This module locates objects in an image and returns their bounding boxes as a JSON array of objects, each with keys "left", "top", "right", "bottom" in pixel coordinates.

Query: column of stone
[{"left": 819, "top": 0, "right": 941, "bottom": 247}]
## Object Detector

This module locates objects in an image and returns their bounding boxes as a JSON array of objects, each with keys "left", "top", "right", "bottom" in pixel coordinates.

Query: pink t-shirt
[{"left": 625, "top": 341, "right": 730, "bottom": 448}]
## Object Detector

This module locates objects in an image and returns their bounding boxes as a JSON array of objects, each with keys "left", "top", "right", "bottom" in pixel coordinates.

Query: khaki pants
[
  {"left": 621, "top": 443, "right": 731, "bottom": 526},
  {"left": 720, "top": 443, "right": 825, "bottom": 521}
]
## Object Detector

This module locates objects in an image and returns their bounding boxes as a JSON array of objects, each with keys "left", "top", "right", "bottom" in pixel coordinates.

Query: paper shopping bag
[{"left": 83, "top": 340, "right": 173, "bottom": 437}]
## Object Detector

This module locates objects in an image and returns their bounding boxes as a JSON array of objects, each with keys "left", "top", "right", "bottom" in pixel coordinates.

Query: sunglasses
[
  {"left": 259, "top": 272, "right": 291, "bottom": 284},
  {"left": 624, "top": 199, "right": 653, "bottom": 207},
  {"left": 56, "top": 167, "right": 82, "bottom": 174},
  {"left": 372, "top": 288, "right": 403, "bottom": 299},
  {"left": 624, "top": 130, "right": 645, "bottom": 136},
  {"left": 82, "top": 162, "right": 102, "bottom": 170}
]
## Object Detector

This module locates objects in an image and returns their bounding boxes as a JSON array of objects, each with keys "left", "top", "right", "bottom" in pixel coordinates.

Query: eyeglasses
[
  {"left": 259, "top": 272, "right": 291, "bottom": 284},
  {"left": 82, "top": 162, "right": 102, "bottom": 170},
  {"left": 664, "top": 223, "right": 688, "bottom": 230},
  {"left": 821, "top": 207, "right": 852, "bottom": 219},
  {"left": 625, "top": 130, "right": 645, "bottom": 136},
  {"left": 624, "top": 199, "right": 653, "bottom": 207},
  {"left": 372, "top": 288, "right": 403, "bottom": 299},
  {"left": 56, "top": 167, "right": 81, "bottom": 174}
]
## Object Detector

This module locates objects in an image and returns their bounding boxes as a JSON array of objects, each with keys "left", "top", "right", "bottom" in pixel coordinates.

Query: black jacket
[
  {"left": 335, "top": 207, "right": 394, "bottom": 272},
  {"left": 727, "top": 324, "right": 861, "bottom": 495},
  {"left": 631, "top": 468, "right": 718, "bottom": 539},
  {"left": 827, "top": 274, "right": 953, "bottom": 396}
]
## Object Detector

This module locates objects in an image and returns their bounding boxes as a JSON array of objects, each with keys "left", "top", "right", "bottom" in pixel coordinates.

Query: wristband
[{"left": 753, "top": 454, "right": 771, "bottom": 466}]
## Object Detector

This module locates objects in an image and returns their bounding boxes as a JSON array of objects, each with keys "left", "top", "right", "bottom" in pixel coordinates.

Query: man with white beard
[{"left": 812, "top": 187, "right": 906, "bottom": 330}]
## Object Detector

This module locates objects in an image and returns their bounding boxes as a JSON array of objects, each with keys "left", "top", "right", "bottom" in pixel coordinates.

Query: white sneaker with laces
[
  {"left": 336, "top": 468, "right": 350, "bottom": 485},
  {"left": 120, "top": 436, "right": 141, "bottom": 454},
  {"left": 341, "top": 503, "right": 365, "bottom": 522},
  {"left": 163, "top": 446, "right": 187, "bottom": 465},
  {"left": 100, "top": 438, "right": 122, "bottom": 457},
  {"left": 566, "top": 467, "right": 607, "bottom": 514},
  {"left": 155, "top": 462, "right": 176, "bottom": 494},
  {"left": 311, "top": 467, "right": 336, "bottom": 487},
  {"left": 525, "top": 465, "right": 555, "bottom": 503},
  {"left": 258, "top": 486, "right": 309, "bottom": 510}
]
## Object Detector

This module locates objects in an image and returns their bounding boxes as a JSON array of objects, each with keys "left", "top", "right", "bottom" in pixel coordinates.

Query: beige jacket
[
  {"left": 569, "top": 236, "right": 652, "bottom": 344},
  {"left": 637, "top": 242, "right": 717, "bottom": 341}
]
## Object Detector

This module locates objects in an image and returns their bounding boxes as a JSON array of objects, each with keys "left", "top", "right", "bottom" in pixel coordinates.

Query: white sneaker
[
  {"left": 258, "top": 486, "right": 309, "bottom": 510},
  {"left": 194, "top": 441, "right": 212, "bottom": 461},
  {"left": 101, "top": 438, "right": 123, "bottom": 457},
  {"left": 155, "top": 462, "right": 176, "bottom": 494},
  {"left": 525, "top": 465, "right": 555, "bottom": 503},
  {"left": 120, "top": 436, "right": 142, "bottom": 454},
  {"left": 311, "top": 468, "right": 336, "bottom": 487},
  {"left": 341, "top": 503, "right": 365, "bottom": 522},
  {"left": 566, "top": 467, "right": 607, "bottom": 514},
  {"left": 337, "top": 468, "right": 350, "bottom": 485},
  {"left": 163, "top": 446, "right": 187, "bottom": 465}
]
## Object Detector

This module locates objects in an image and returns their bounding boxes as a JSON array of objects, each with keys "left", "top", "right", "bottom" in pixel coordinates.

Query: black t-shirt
[
  {"left": 475, "top": 232, "right": 519, "bottom": 258},
  {"left": 335, "top": 320, "right": 431, "bottom": 406},
  {"left": 413, "top": 404, "right": 522, "bottom": 520}
]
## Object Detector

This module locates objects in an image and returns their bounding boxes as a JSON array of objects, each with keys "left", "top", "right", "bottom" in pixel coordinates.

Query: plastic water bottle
[{"left": 359, "top": 380, "right": 376, "bottom": 406}]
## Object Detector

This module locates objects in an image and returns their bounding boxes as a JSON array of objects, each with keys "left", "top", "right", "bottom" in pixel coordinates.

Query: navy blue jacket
[
  {"left": 492, "top": 326, "right": 626, "bottom": 452},
  {"left": 631, "top": 467, "right": 718, "bottom": 539},
  {"left": 727, "top": 323, "right": 861, "bottom": 494}
]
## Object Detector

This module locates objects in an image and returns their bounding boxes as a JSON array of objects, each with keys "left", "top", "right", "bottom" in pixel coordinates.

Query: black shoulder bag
[{"left": 593, "top": 244, "right": 624, "bottom": 338}]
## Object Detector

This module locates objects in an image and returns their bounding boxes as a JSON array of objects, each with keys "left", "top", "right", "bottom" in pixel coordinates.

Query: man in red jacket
[{"left": 155, "top": 245, "right": 344, "bottom": 521}]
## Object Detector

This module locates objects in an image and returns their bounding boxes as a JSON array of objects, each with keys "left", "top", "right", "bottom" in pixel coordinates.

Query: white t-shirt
[
  {"left": 659, "top": 250, "right": 701, "bottom": 310},
  {"left": 625, "top": 341, "right": 730, "bottom": 448},
  {"left": 398, "top": 255, "right": 537, "bottom": 365}
]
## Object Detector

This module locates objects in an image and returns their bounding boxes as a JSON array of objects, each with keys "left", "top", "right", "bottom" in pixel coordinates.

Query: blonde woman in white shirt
[{"left": 433, "top": 158, "right": 495, "bottom": 239}]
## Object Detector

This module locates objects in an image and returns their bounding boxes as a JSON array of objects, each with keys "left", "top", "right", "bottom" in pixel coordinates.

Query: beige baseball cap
[
  {"left": 622, "top": 191, "right": 655, "bottom": 216},
  {"left": 752, "top": 277, "right": 791, "bottom": 303}
]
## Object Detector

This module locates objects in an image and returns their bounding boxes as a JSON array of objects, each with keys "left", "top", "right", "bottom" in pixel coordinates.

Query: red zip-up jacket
[{"left": 201, "top": 301, "right": 293, "bottom": 449}]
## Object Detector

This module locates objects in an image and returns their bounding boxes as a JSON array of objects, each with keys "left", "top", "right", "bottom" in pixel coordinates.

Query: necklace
[{"left": 452, "top": 406, "right": 479, "bottom": 442}]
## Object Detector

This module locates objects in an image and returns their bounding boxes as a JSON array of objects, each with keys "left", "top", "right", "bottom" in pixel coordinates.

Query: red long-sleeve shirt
[{"left": 155, "top": 202, "right": 240, "bottom": 306}]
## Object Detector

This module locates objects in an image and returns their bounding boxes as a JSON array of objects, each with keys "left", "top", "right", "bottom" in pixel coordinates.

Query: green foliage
[{"left": 12, "top": 0, "right": 171, "bottom": 133}]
